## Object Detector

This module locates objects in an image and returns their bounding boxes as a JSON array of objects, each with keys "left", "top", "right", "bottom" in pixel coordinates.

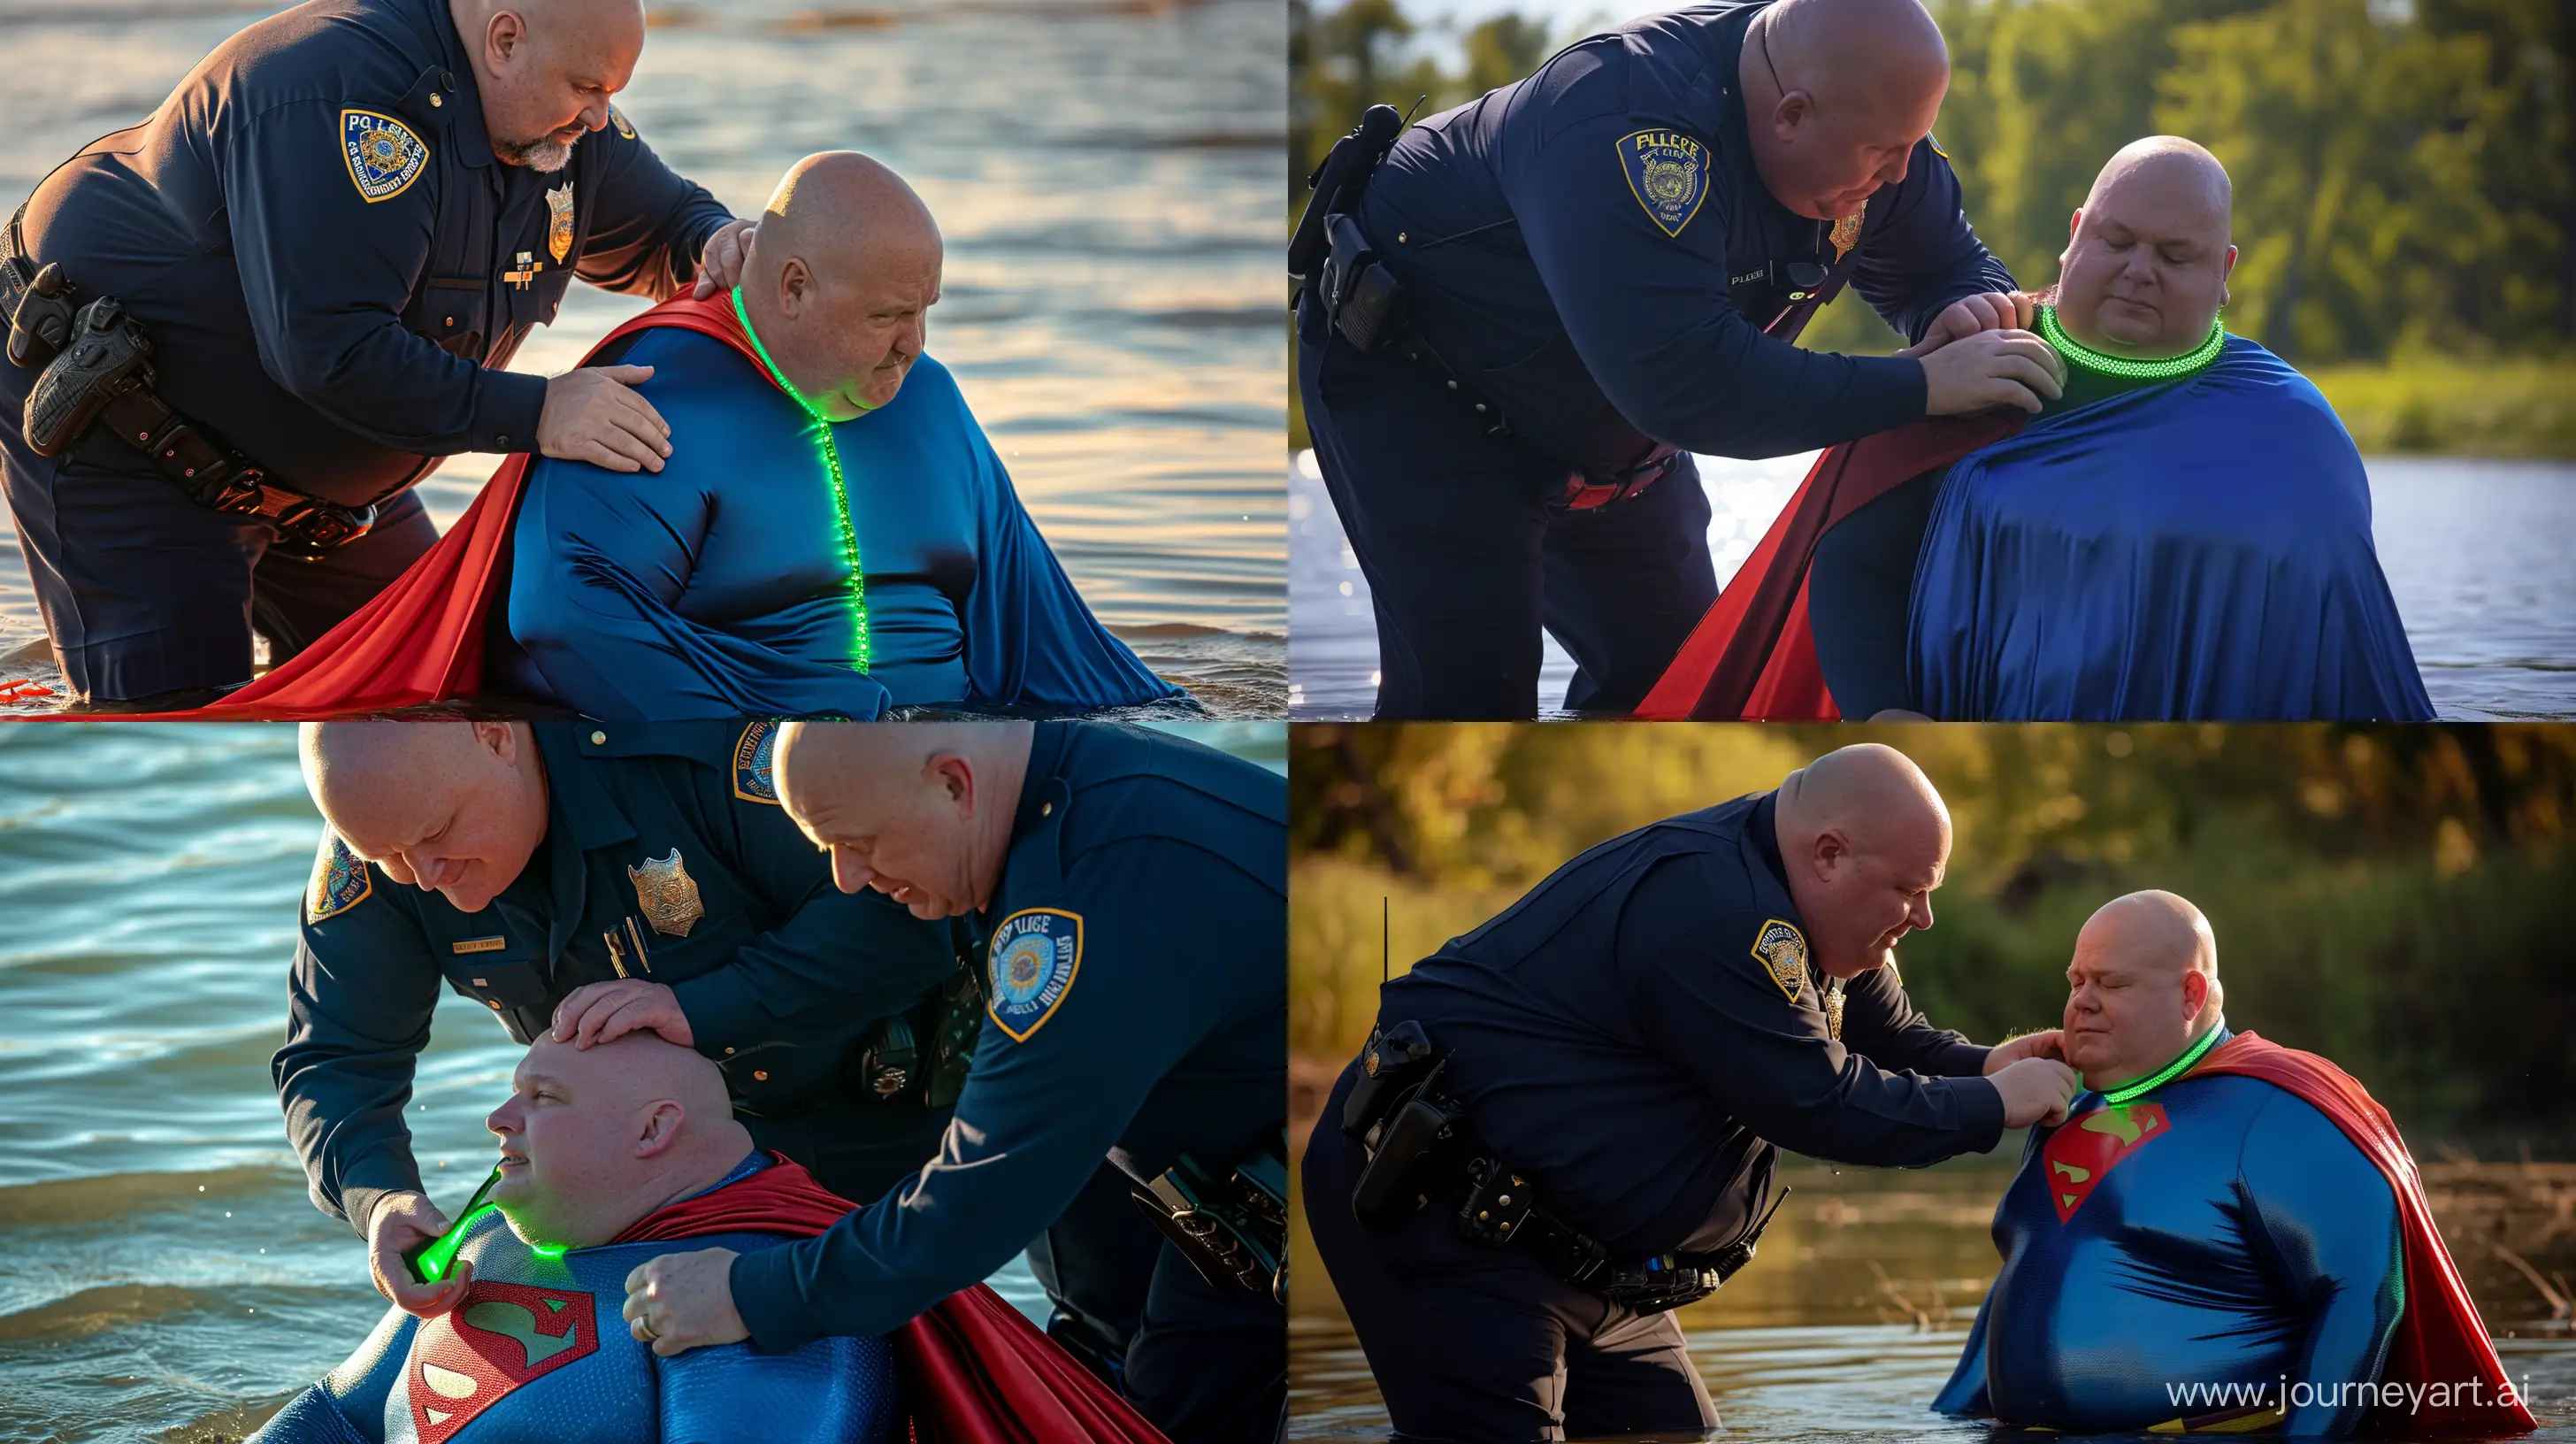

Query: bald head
[
  {"left": 2063, "top": 889, "right": 2225, "bottom": 1088},
  {"left": 451, "top": 0, "right": 647, "bottom": 170},
  {"left": 300, "top": 722, "right": 550, "bottom": 914},
  {"left": 1743, "top": 0, "right": 1950, "bottom": 221},
  {"left": 741, "top": 152, "right": 944, "bottom": 419},
  {"left": 486, "top": 1032, "right": 754, "bottom": 1249},
  {"left": 774, "top": 722, "right": 1034, "bottom": 919},
  {"left": 2055, "top": 136, "right": 2238, "bottom": 357},
  {"left": 1771, "top": 745, "right": 1951, "bottom": 979}
]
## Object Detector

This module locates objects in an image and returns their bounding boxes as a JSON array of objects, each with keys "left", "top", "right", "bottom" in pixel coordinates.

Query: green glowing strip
[
  {"left": 2036, "top": 303, "right": 2227, "bottom": 381},
  {"left": 413, "top": 1202, "right": 498, "bottom": 1284},
  {"left": 731, "top": 286, "right": 871, "bottom": 673},
  {"left": 2100, "top": 1019, "right": 2227, "bottom": 1106}
]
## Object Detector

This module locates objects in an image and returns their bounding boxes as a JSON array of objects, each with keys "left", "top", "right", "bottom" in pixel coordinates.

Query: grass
[{"left": 2307, "top": 358, "right": 2576, "bottom": 459}]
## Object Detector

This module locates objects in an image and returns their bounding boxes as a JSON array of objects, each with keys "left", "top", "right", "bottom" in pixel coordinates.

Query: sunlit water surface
[
  {"left": 0, "top": 0, "right": 1285, "bottom": 718},
  {"left": 1289, "top": 451, "right": 2576, "bottom": 721},
  {"left": 0, "top": 720, "right": 1284, "bottom": 1441}
]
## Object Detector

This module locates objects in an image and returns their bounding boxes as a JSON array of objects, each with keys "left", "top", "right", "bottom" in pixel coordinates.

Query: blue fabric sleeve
[
  {"left": 218, "top": 98, "right": 544, "bottom": 456},
  {"left": 2237, "top": 1091, "right": 2405, "bottom": 1434},
  {"left": 657, "top": 1335, "right": 903, "bottom": 1443},
  {"left": 1844, "top": 138, "right": 2018, "bottom": 344},
  {"left": 1505, "top": 111, "right": 1925, "bottom": 458}
]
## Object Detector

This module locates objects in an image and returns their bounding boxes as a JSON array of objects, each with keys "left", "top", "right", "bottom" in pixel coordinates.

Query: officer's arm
[
  {"left": 665, "top": 799, "right": 956, "bottom": 1062},
  {"left": 2239, "top": 1091, "right": 2405, "bottom": 1433},
  {"left": 573, "top": 114, "right": 734, "bottom": 300},
  {"left": 1844, "top": 138, "right": 2018, "bottom": 345},
  {"left": 271, "top": 864, "right": 445, "bottom": 1234},
  {"left": 656, "top": 1333, "right": 898, "bottom": 1441},
  {"left": 219, "top": 100, "right": 545, "bottom": 456},
  {"left": 1507, "top": 114, "right": 1925, "bottom": 459},
  {"left": 727, "top": 842, "right": 1226, "bottom": 1348},
  {"left": 1619, "top": 858, "right": 2005, "bottom": 1165},
  {"left": 1837, "top": 964, "right": 1990, "bottom": 1077}
]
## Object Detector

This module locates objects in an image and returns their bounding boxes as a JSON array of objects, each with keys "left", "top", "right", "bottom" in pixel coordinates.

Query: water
[
  {"left": 1288, "top": 449, "right": 2576, "bottom": 721},
  {"left": 0, "top": 0, "right": 1286, "bottom": 718},
  {"left": 0, "top": 719, "right": 1285, "bottom": 1442},
  {"left": 1289, "top": 1158, "right": 2576, "bottom": 1442}
]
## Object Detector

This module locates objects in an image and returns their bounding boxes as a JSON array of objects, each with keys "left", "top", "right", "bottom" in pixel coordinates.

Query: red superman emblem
[
  {"left": 407, "top": 1280, "right": 599, "bottom": 1443},
  {"left": 2040, "top": 1102, "right": 2170, "bottom": 1223}
]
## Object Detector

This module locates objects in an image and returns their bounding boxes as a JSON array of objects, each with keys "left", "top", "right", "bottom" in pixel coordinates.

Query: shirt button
[
  {"left": 753, "top": 1070, "right": 769, "bottom": 1081},
  {"left": 429, "top": 92, "right": 442, "bottom": 108},
  {"left": 1039, "top": 802, "right": 1052, "bottom": 817},
  {"left": 590, "top": 730, "right": 607, "bottom": 745},
  {"left": 724, "top": 1047, "right": 735, "bottom": 1056},
  {"left": 495, "top": 434, "right": 510, "bottom": 448}
]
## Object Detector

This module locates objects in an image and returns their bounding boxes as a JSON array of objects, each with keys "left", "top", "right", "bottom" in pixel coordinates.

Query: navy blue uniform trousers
[
  {"left": 1303, "top": 1062, "right": 1716, "bottom": 1442},
  {"left": 1298, "top": 300, "right": 1716, "bottom": 719}
]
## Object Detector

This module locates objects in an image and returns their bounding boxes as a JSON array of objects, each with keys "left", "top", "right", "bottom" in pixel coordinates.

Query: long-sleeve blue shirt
[{"left": 495, "top": 326, "right": 1184, "bottom": 720}]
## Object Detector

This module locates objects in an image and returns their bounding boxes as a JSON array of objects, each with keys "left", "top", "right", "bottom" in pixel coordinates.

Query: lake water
[
  {"left": 1290, "top": 1156, "right": 2576, "bottom": 1443},
  {"left": 0, "top": 0, "right": 1285, "bottom": 718},
  {"left": 0, "top": 719, "right": 1284, "bottom": 1442},
  {"left": 1288, "top": 450, "right": 2576, "bottom": 721}
]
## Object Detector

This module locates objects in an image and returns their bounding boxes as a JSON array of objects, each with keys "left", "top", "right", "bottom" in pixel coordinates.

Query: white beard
[{"left": 499, "top": 134, "right": 578, "bottom": 173}]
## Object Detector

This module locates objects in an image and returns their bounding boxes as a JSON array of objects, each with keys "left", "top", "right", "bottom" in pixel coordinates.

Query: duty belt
[{"left": 2, "top": 209, "right": 375, "bottom": 561}]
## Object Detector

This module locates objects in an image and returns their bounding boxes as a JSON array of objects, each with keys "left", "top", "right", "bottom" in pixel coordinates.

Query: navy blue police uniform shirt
[
  {"left": 1377, "top": 790, "right": 2005, "bottom": 1259},
  {"left": 1357, "top": 1, "right": 2015, "bottom": 472},
  {"left": 729, "top": 722, "right": 1288, "bottom": 1348},
  {"left": 14, "top": 0, "right": 732, "bottom": 508},
  {"left": 274, "top": 721, "right": 961, "bottom": 1236}
]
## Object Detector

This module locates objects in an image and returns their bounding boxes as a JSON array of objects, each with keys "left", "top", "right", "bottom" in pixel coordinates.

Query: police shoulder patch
[
  {"left": 731, "top": 720, "right": 779, "bottom": 804},
  {"left": 1751, "top": 918, "right": 1808, "bottom": 1000},
  {"left": 610, "top": 105, "right": 637, "bottom": 141},
  {"left": 308, "top": 833, "right": 373, "bottom": 924},
  {"left": 1928, "top": 132, "right": 1950, "bottom": 161},
  {"left": 1618, "top": 128, "right": 1710, "bottom": 238},
  {"left": 341, "top": 109, "right": 428, "bottom": 204},
  {"left": 986, "top": 908, "right": 1082, "bottom": 1043}
]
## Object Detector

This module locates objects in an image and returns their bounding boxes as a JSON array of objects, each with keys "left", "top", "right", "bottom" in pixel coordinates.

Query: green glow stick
[
  {"left": 403, "top": 1166, "right": 502, "bottom": 1285},
  {"left": 2036, "top": 303, "right": 2227, "bottom": 381},
  {"left": 2099, "top": 1019, "right": 2227, "bottom": 1106},
  {"left": 732, "top": 286, "right": 872, "bottom": 673}
]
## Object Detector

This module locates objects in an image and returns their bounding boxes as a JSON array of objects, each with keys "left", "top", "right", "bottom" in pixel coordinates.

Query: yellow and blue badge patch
[
  {"left": 307, "top": 833, "right": 373, "bottom": 924},
  {"left": 1618, "top": 128, "right": 1709, "bottom": 238},
  {"left": 1752, "top": 918, "right": 1808, "bottom": 1000},
  {"left": 610, "top": 105, "right": 637, "bottom": 141},
  {"left": 987, "top": 908, "right": 1082, "bottom": 1042},
  {"left": 341, "top": 110, "right": 428, "bottom": 203},
  {"left": 545, "top": 182, "right": 575, "bottom": 264},
  {"left": 731, "top": 720, "right": 779, "bottom": 804}
]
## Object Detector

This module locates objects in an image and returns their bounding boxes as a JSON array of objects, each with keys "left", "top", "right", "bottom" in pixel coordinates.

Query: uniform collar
[
  {"left": 1008, "top": 722, "right": 1075, "bottom": 841},
  {"left": 1749, "top": 789, "right": 1790, "bottom": 889},
  {"left": 410, "top": 0, "right": 498, "bottom": 168}
]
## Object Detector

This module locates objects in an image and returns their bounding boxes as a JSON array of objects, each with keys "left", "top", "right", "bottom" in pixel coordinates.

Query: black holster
[{"left": 1131, "top": 1134, "right": 1289, "bottom": 1302}]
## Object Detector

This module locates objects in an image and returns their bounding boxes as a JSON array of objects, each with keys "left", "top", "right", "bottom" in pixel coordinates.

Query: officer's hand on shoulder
[
  {"left": 552, "top": 979, "right": 694, "bottom": 1049},
  {"left": 1982, "top": 1028, "right": 2066, "bottom": 1071},
  {"left": 689, "top": 218, "right": 759, "bottom": 301},
  {"left": 540, "top": 365, "right": 673, "bottom": 472},
  {"left": 369, "top": 1190, "right": 472, "bottom": 1317},
  {"left": 1898, "top": 291, "right": 2042, "bottom": 358},
  {"left": 1918, "top": 329, "right": 2066, "bottom": 418},
  {"left": 1991, "top": 1056, "right": 2082, "bottom": 1129}
]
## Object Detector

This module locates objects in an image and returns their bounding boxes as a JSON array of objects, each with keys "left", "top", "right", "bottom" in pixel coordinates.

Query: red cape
[
  {"left": 98, "top": 294, "right": 771, "bottom": 720},
  {"left": 1632, "top": 413, "right": 2021, "bottom": 721},
  {"left": 2189, "top": 1035, "right": 2537, "bottom": 1435},
  {"left": 621, "top": 1152, "right": 1170, "bottom": 1444}
]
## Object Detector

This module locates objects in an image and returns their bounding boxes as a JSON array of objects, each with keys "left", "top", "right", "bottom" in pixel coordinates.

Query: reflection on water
[
  {"left": 0, "top": 0, "right": 1285, "bottom": 717},
  {"left": 1287, "top": 450, "right": 2576, "bottom": 721},
  {"left": 0, "top": 721, "right": 1283, "bottom": 1441},
  {"left": 1289, "top": 1158, "right": 2576, "bottom": 1442}
]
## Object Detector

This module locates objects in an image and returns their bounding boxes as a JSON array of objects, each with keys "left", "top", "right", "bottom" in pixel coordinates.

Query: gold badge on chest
[
  {"left": 1829, "top": 208, "right": 1865, "bottom": 262},
  {"left": 627, "top": 849, "right": 704, "bottom": 937},
  {"left": 1821, "top": 976, "right": 1846, "bottom": 1041},
  {"left": 545, "top": 182, "right": 575, "bottom": 265}
]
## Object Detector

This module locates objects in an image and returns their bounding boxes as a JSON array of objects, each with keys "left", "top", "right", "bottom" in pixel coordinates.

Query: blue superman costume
[
  {"left": 1636, "top": 322, "right": 2431, "bottom": 721},
  {"left": 1933, "top": 1030, "right": 2533, "bottom": 1436},
  {"left": 250, "top": 1151, "right": 1169, "bottom": 1444},
  {"left": 126, "top": 293, "right": 1182, "bottom": 720}
]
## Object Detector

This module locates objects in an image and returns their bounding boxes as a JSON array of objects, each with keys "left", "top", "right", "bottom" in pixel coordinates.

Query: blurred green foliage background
[
  {"left": 1290, "top": 724, "right": 2576, "bottom": 1147},
  {"left": 1288, "top": 0, "right": 2575, "bottom": 455}
]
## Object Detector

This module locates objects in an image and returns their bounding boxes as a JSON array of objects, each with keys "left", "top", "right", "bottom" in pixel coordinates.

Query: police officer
[
  {"left": 0, "top": 0, "right": 756, "bottom": 707},
  {"left": 1303, "top": 743, "right": 2081, "bottom": 1440},
  {"left": 1293, "top": 0, "right": 2068, "bottom": 719},
  {"left": 276, "top": 718, "right": 970, "bottom": 1320},
  {"left": 607, "top": 721, "right": 1287, "bottom": 1444}
]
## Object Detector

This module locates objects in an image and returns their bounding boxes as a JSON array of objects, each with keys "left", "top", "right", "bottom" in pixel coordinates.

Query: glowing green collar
[
  {"left": 2098, "top": 1019, "right": 2227, "bottom": 1106},
  {"left": 730, "top": 286, "right": 871, "bottom": 673},
  {"left": 2036, "top": 303, "right": 2227, "bottom": 382}
]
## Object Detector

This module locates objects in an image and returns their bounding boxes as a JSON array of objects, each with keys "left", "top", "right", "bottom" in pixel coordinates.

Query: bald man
[
  {"left": 1295, "top": 0, "right": 2066, "bottom": 719},
  {"left": 1306, "top": 742, "right": 2082, "bottom": 1439},
  {"left": 0, "top": 0, "right": 752, "bottom": 707},
  {"left": 274, "top": 718, "right": 971, "bottom": 1325},
  {"left": 492, "top": 150, "right": 1183, "bottom": 718},
  {"left": 1818, "top": 135, "right": 2430, "bottom": 719},
  {"left": 1933, "top": 891, "right": 2530, "bottom": 1436},
  {"left": 251, "top": 1033, "right": 905, "bottom": 1443}
]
